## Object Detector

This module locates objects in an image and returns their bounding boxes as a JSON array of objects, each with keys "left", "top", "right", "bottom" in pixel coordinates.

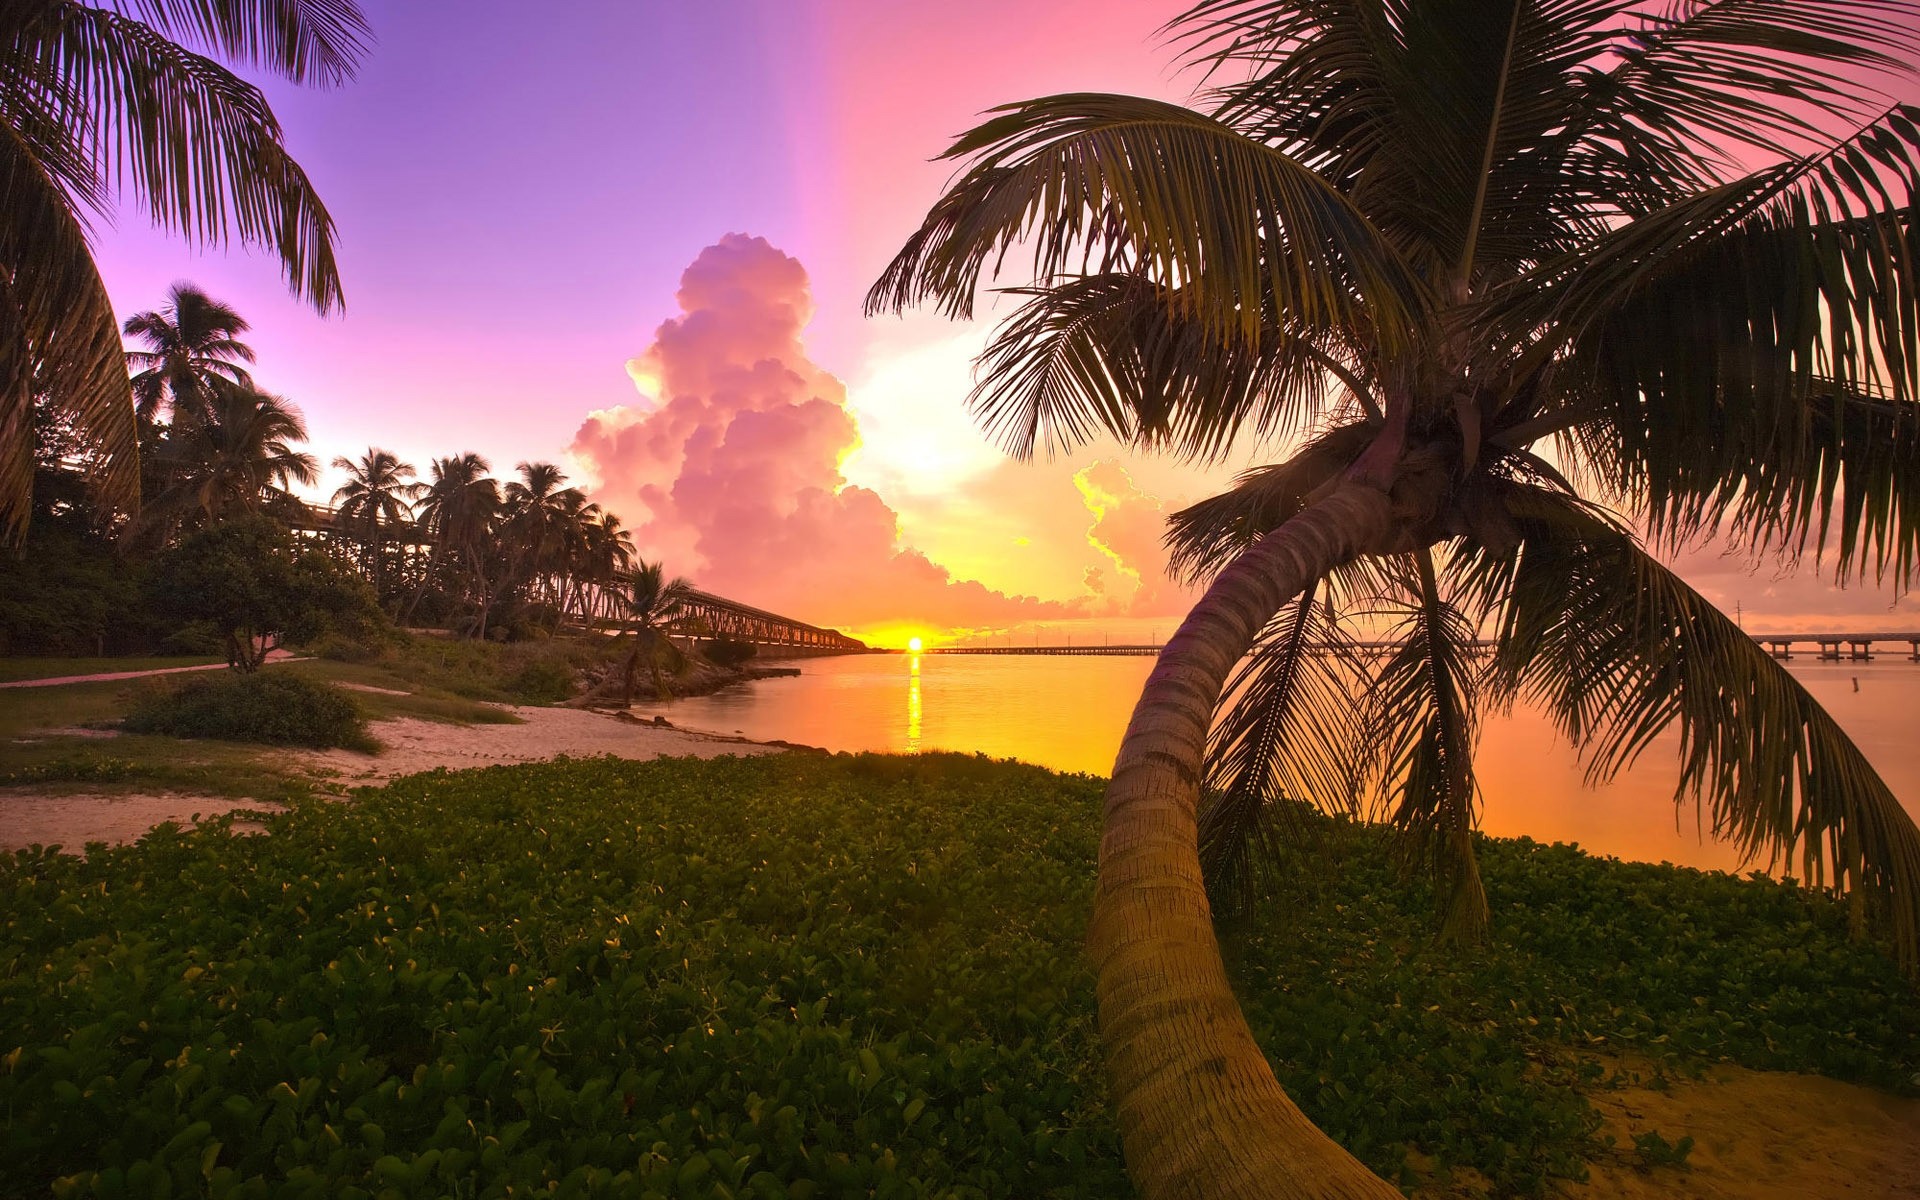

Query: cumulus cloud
[
  {"left": 570, "top": 234, "right": 1075, "bottom": 634},
  {"left": 1073, "top": 460, "right": 1193, "bottom": 617}
]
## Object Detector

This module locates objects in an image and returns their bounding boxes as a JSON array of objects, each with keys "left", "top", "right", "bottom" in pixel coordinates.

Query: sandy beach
[{"left": 0, "top": 705, "right": 780, "bottom": 853}]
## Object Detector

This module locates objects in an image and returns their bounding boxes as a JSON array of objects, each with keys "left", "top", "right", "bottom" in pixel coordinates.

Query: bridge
[
  {"left": 677, "top": 588, "right": 867, "bottom": 654},
  {"left": 1748, "top": 632, "right": 1920, "bottom": 661}
]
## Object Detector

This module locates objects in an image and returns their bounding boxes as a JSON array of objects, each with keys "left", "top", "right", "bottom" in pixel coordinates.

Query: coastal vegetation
[
  {"left": 2, "top": 753, "right": 1914, "bottom": 1198},
  {"left": 873, "top": 1, "right": 1920, "bottom": 1193}
]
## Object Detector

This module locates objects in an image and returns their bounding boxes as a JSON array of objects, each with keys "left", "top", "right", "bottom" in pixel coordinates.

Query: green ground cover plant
[
  {"left": 123, "top": 673, "right": 376, "bottom": 752},
  {"left": 1, "top": 754, "right": 1914, "bottom": 1199}
]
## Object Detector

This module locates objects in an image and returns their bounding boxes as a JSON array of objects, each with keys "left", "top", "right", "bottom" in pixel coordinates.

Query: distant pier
[{"left": 922, "top": 632, "right": 1920, "bottom": 662}]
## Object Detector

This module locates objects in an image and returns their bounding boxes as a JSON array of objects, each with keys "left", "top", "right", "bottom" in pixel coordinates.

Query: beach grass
[{"left": 2, "top": 753, "right": 1912, "bottom": 1198}]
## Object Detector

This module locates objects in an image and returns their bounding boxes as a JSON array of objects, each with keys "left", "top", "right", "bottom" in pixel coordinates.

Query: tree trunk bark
[{"left": 1090, "top": 479, "right": 1402, "bottom": 1200}]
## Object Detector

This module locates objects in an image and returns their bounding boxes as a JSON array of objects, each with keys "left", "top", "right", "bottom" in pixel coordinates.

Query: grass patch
[
  {"left": 288, "top": 661, "right": 523, "bottom": 726},
  {"left": 0, "top": 679, "right": 142, "bottom": 739},
  {"left": 0, "top": 754, "right": 1912, "bottom": 1198},
  {"left": 0, "top": 735, "right": 321, "bottom": 800},
  {"left": 0, "top": 656, "right": 223, "bottom": 684},
  {"left": 124, "top": 673, "right": 376, "bottom": 752}
]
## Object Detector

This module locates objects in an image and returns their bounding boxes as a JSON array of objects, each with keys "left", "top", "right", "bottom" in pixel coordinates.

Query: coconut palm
[
  {"left": 331, "top": 448, "right": 425, "bottom": 609},
  {"left": 871, "top": 2, "right": 1920, "bottom": 1196},
  {"left": 578, "top": 511, "right": 637, "bottom": 627},
  {"left": 124, "top": 284, "right": 257, "bottom": 429},
  {"left": 619, "top": 560, "right": 691, "bottom": 706},
  {"left": 0, "top": 0, "right": 370, "bottom": 540},
  {"left": 407, "top": 451, "right": 501, "bottom": 624},
  {"left": 150, "top": 384, "right": 318, "bottom": 525}
]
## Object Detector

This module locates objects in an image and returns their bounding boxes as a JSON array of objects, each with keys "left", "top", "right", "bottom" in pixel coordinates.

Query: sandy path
[
  {"left": 2, "top": 706, "right": 780, "bottom": 853},
  {"left": 0, "top": 650, "right": 308, "bottom": 690},
  {"left": 1559, "top": 1060, "right": 1920, "bottom": 1199},
  {"left": 0, "top": 793, "right": 283, "bottom": 853},
  {"left": 295, "top": 706, "right": 780, "bottom": 786}
]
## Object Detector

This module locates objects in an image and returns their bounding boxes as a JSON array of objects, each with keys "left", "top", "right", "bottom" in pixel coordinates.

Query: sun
[{"left": 907, "top": 636, "right": 925, "bottom": 653}]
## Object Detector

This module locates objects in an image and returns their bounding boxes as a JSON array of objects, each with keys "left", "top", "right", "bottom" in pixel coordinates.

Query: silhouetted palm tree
[
  {"left": 124, "top": 284, "right": 257, "bottom": 429},
  {"left": 620, "top": 560, "right": 691, "bottom": 705},
  {"left": 151, "top": 385, "right": 317, "bottom": 524},
  {"left": 331, "top": 448, "right": 425, "bottom": 609},
  {"left": 872, "top": 2, "right": 1920, "bottom": 1194},
  {"left": 407, "top": 451, "right": 500, "bottom": 624},
  {"left": 0, "top": 0, "right": 370, "bottom": 539}
]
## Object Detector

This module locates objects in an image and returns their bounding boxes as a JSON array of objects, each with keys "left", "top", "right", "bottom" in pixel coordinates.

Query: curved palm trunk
[{"left": 1091, "top": 480, "right": 1401, "bottom": 1200}]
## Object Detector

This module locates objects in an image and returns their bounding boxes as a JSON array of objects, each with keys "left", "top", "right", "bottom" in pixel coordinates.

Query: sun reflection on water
[{"left": 905, "top": 653, "right": 923, "bottom": 752}]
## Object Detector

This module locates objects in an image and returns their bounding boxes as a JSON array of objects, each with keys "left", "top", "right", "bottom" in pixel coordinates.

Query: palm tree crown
[
  {"left": 873, "top": 3, "right": 1920, "bottom": 1196},
  {"left": 0, "top": 0, "right": 369, "bottom": 539},
  {"left": 124, "top": 284, "right": 257, "bottom": 428},
  {"left": 152, "top": 385, "right": 318, "bottom": 524}
]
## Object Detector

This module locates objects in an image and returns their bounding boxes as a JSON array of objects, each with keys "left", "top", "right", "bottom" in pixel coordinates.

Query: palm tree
[
  {"left": 0, "top": 1, "right": 369, "bottom": 541},
  {"left": 871, "top": 3, "right": 1920, "bottom": 1196},
  {"left": 331, "top": 448, "right": 425, "bottom": 609},
  {"left": 124, "top": 284, "right": 256, "bottom": 428},
  {"left": 620, "top": 560, "right": 691, "bottom": 706},
  {"left": 501, "top": 460, "right": 583, "bottom": 608},
  {"left": 407, "top": 452, "right": 501, "bottom": 625},
  {"left": 579, "top": 511, "right": 637, "bottom": 627},
  {"left": 151, "top": 384, "right": 318, "bottom": 525}
]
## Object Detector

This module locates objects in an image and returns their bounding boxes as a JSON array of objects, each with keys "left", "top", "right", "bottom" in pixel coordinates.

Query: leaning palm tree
[
  {"left": 124, "top": 284, "right": 256, "bottom": 428},
  {"left": 0, "top": 0, "right": 369, "bottom": 540},
  {"left": 870, "top": 2, "right": 1920, "bottom": 1196},
  {"left": 150, "top": 384, "right": 318, "bottom": 526},
  {"left": 619, "top": 560, "right": 692, "bottom": 706},
  {"left": 331, "top": 448, "right": 425, "bottom": 609}
]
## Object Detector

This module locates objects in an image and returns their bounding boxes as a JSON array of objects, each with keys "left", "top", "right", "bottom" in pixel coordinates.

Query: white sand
[
  {"left": 295, "top": 705, "right": 779, "bottom": 786},
  {"left": 2, "top": 706, "right": 779, "bottom": 852},
  {"left": 0, "top": 792, "right": 282, "bottom": 853}
]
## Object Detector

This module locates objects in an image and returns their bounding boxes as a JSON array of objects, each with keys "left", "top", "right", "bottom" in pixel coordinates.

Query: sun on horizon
[{"left": 907, "top": 636, "right": 925, "bottom": 653}]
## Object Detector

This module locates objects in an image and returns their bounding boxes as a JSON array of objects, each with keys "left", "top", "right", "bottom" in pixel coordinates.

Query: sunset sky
[{"left": 87, "top": 0, "right": 1920, "bottom": 645}]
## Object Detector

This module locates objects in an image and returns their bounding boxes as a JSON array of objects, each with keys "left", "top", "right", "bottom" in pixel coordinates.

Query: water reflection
[
  {"left": 905, "top": 652, "right": 922, "bottom": 752},
  {"left": 634, "top": 654, "right": 1920, "bottom": 872}
]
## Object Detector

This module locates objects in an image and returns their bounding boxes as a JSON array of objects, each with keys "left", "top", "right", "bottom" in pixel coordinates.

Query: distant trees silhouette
[{"left": 9, "top": 283, "right": 653, "bottom": 653}]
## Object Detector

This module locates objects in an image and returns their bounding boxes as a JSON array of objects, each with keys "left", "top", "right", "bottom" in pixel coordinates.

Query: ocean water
[{"left": 631, "top": 652, "right": 1920, "bottom": 874}]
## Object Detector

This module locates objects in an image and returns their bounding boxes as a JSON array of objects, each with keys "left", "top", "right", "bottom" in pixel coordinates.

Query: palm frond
[
  {"left": 0, "top": 114, "right": 136, "bottom": 539},
  {"left": 973, "top": 271, "right": 1373, "bottom": 460},
  {"left": 1164, "top": 419, "right": 1375, "bottom": 582},
  {"left": 1201, "top": 578, "right": 1371, "bottom": 916},
  {"left": 1364, "top": 549, "right": 1489, "bottom": 941},
  {"left": 1482, "top": 483, "right": 1920, "bottom": 972},
  {"left": 121, "top": 0, "right": 372, "bottom": 87},
  {"left": 25, "top": 3, "right": 345, "bottom": 308},
  {"left": 866, "top": 92, "right": 1423, "bottom": 348}
]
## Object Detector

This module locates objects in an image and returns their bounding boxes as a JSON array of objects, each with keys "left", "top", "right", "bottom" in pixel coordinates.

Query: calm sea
[{"left": 632, "top": 652, "right": 1920, "bottom": 874}]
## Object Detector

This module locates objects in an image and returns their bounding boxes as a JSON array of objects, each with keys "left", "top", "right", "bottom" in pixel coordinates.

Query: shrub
[
  {"left": 505, "top": 657, "right": 576, "bottom": 704},
  {"left": 123, "top": 670, "right": 376, "bottom": 751}
]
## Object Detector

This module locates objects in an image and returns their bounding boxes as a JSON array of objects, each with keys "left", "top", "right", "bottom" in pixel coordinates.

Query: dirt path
[
  {"left": 294, "top": 706, "right": 780, "bottom": 787},
  {"left": 0, "top": 650, "right": 308, "bottom": 690},
  {"left": 2, "top": 705, "right": 781, "bottom": 853},
  {"left": 1562, "top": 1061, "right": 1920, "bottom": 1199}
]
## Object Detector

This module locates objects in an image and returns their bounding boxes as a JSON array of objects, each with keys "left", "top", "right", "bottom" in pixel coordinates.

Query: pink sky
[{"left": 84, "top": 0, "right": 1920, "bottom": 643}]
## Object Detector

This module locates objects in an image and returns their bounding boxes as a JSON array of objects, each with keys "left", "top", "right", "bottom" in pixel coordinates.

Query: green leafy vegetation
[
  {"left": 2, "top": 754, "right": 1912, "bottom": 1198},
  {"left": 123, "top": 673, "right": 376, "bottom": 752}
]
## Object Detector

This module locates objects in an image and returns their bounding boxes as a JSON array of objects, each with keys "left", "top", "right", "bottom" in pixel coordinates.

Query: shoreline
[{"left": 1, "top": 703, "right": 791, "bottom": 853}]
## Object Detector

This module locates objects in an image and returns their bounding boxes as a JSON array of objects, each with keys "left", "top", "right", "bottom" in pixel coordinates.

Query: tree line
[{"left": 7, "top": 282, "right": 670, "bottom": 655}]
